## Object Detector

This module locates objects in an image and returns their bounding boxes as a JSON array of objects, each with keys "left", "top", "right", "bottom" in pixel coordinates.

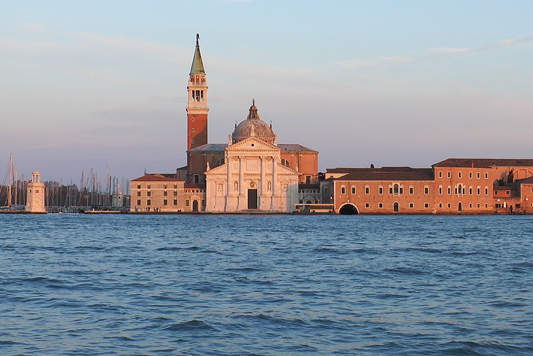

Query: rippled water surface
[{"left": 1, "top": 214, "right": 532, "bottom": 355}]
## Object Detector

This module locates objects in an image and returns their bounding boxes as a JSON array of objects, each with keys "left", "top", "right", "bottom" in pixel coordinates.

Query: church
[
  {"left": 131, "top": 35, "right": 319, "bottom": 213},
  {"left": 181, "top": 35, "right": 319, "bottom": 213}
]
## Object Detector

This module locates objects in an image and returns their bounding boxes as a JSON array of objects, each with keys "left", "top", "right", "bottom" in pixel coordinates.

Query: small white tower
[{"left": 26, "top": 171, "right": 46, "bottom": 213}]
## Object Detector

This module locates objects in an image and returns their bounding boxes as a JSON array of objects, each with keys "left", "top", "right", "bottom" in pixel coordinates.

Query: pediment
[
  {"left": 226, "top": 137, "right": 280, "bottom": 153},
  {"left": 205, "top": 163, "right": 227, "bottom": 175}
]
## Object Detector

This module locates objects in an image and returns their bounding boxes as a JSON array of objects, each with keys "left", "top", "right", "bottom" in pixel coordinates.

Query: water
[{"left": 1, "top": 214, "right": 532, "bottom": 355}]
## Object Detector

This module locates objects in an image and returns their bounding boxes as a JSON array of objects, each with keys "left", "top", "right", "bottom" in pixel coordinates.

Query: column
[
  {"left": 225, "top": 154, "right": 232, "bottom": 211},
  {"left": 238, "top": 156, "right": 245, "bottom": 210},
  {"left": 271, "top": 156, "right": 278, "bottom": 210},
  {"left": 259, "top": 156, "right": 266, "bottom": 209}
]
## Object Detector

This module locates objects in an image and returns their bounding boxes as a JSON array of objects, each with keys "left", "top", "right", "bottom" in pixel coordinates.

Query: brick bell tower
[{"left": 187, "top": 34, "right": 209, "bottom": 151}]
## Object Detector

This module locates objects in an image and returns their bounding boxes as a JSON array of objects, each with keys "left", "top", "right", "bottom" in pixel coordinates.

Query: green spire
[{"left": 189, "top": 33, "right": 205, "bottom": 75}]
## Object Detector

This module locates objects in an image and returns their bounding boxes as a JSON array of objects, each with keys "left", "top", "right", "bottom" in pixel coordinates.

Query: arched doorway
[
  {"left": 193, "top": 200, "right": 199, "bottom": 212},
  {"left": 339, "top": 203, "right": 358, "bottom": 215},
  {"left": 393, "top": 202, "right": 399, "bottom": 213},
  {"left": 458, "top": 202, "right": 462, "bottom": 213}
]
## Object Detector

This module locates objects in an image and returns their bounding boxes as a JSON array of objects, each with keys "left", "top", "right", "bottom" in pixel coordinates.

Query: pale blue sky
[{"left": 1, "top": 0, "right": 532, "bottom": 183}]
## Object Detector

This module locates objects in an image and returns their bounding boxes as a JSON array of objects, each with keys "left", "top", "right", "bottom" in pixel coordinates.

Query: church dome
[{"left": 232, "top": 100, "right": 276, "bottom": 144}]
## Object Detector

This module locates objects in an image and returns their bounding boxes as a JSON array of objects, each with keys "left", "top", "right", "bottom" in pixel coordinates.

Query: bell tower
[{"left": 186, "top": 34, "right": 209, "bottom": 151}]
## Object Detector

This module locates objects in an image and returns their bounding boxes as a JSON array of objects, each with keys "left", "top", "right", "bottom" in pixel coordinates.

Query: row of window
[
  {"left": 136, "top": 199, "right": 178, "bottom": 206},
  {"left": 136, "top": 191, "right": 179, "bottom": 197},
  {"left": 340, "top": 184, "right": 430, "bottom": 196},
  {"left": 361, "top": 202, "right": 431, "bottom": 209},
  {"left": 353, "top": 202, "right": 490, "bottom": 210},
  {"left": 190, "top": 74, "right": 206, "bottom": 83},
  {"left": 136, "top": 184, "right": 179, "bottom": 189},
  {"left": 437, "top": 185, "right": 489, "bottom": 196},
  {"left": 191, "top": 90, "right": 205, "bottom": 102},
  {"left": 437, "top": 171, "right": 489, "bottom": 179}
]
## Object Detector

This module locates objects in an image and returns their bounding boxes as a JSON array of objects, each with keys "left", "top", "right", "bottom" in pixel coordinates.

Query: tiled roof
[
  {"left": 188, "top": 143, "right": 228, "bottom": 152},
  {"left": 131, "top": 174, "right": 182, "bottom": 182},
  {"left": 433, "top": 158, "right": 533, "bottom": 168},
  {"left": 327, "top": 166, "right": 414, "bottom": 173},
  {"left": 335, "top": 167, "right": 434, "bottom": 181},
  {"left": 278, "top": 144, "right": 318, "bottom": 153},
  {"left": 494, "top": 185, "right": 515, "bottom": 191},
  {"left": 514, "top": 176, "right": 533, "bottom": 184},
  {"left": 189, "top": 143, "right": 318, "bottom": 153}
]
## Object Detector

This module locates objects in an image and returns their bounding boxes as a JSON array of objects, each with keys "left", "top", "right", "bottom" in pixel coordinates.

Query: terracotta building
[{"left": 327, "top": 159, "right": 533, "bottom": 214}]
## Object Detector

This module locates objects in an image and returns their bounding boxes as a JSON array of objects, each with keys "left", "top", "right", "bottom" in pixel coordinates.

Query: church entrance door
[{"left": 248, "top": 189, "right": 258, "bottom": 209}]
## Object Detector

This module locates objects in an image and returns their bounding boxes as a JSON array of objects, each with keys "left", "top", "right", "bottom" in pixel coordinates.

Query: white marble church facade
[{"left": 205, "top": 129, "right": 299, "bottom": 213}]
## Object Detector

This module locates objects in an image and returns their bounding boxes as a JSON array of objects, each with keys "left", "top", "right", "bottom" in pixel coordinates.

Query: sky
[{"left": 1, "top": 0, "right": 532, "bottom": 184}]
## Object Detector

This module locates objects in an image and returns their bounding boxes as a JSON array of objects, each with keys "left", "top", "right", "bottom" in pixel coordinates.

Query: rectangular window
[
  {"left": 365, "top": 186, "right": 370, "bottom": 195},
  {"left": 378, "top": 186, "right": 383, "bottom": 195},
  {"left": 137, "top": 185, "right": 141, "bottom": 189},
  {"left": 477, "top": 172, "right": 481, "bottom": 179},
  {"left": 424, "top": 186, "right": 429, "bottom": 195},
  {"left": 477, "top": 203, "right": 480, "bottom": 208},
  {"left": 147, "top": 185, "right": 151, "bottom": 189},
  {"left": 469, "top": 187, "right": 473, "bottom": 195},
  {"left": 186, "top": 200, "right": 190, "bottom": 207},
  {"left": 438, "top": 171, "right": 442, "bottom": 178},
  {"left": 147, "top": 200, "right": 151, "bottom": 206},
  {"left": 137, "top": 199, "right": 141, "bottom": 205},
  {"left": 365, "top": 203, "right": 370, "bottom": 208},
  {"left": 174, "top": 191, "right": 178, "bottom": 196},
  {"left": 409, "top": 203, "right": 414, "bottom": 208},
  {"left": 164, "top": 199, "right": 168, "bottom": 206},
  {"left": 447, "top": 171, "right": 451, "bottom": 178},
  {"left": 351, "top": 187, "right": 356, "bottom": 194},
  {"left": 378, "top": 203, "right": 383, "bottom": 209},
  {"left": 174, "top": 199, "right": 178, "bottom": 205},
  {"left": 485, "top": 187, "right": 489, "bottom": 195},
  {"left": 389, "top": 187, "right": 393, "bottom": 195},
  {"left": 485, "top": 173, "right": 489, "bottom": 179},
  {"left": 469, "top": 203, "right": 473, "bottom": 208},
  {"left": 477, "top": 187, "right": 481, "bottom": 195},
  {"left": 448, "top": 203, "right": 451, "bottom": 208},
  {"left": 164, "top": 191, "right": 167, "bottom": 196},
  {"left": 409, "top": 187, "right": 414, "bottom": 195},
  {"left": 424, "top": 203, "right": 429, "bottom": 208},
  {"left": 147, "top": 191, "right": 151, "bottom": 197},
  {"left": 306, "top": 176, "right": 311, "bottom": 184},
  {"left": 458, "top": 172, "right": 462, "bottom": 178},
  {"left": 439, "top": 203, "right": 443, "bottom": 208},
  {"left": 447, "top": 186, "right": 451, "bottom": 195},
  {"left": 194, "top": 174, "right": 200, "bottom": 184},
  {"left": 439, "top": 186, "right": 443, "bottom": 195},
  {"left": 399, "top": 187, "right": 404, "bottom": 195},
  {"left": 341, "top": 186, "right": 346, "bottom": 194},
  {"left": 506, "top": 191, "right": 510, "bottom": 195},
  {"left": 174, "top": 184, "right": 178, "bottom": 189},
  {"left": 137, "top": 191, "right": 141, "bottom": 196},
  {"left": 469, "top": 172, "right": 473, "bottom": 179}
]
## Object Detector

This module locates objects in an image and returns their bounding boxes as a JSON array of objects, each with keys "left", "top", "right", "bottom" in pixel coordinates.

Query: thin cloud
[
  {"left": 19, "top": 23, "right": 45, "bottom": 33},
  {"left": 339, "top": 36, "right": 533, "bottom": 69},
  {"left": 337, "top": 59, "right": 377, "bottom": 69}
]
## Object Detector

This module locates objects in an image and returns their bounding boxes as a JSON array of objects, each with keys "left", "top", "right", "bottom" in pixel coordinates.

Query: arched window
[{"left": 393, "top": 202, "right": 399, "bottom": 212}]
